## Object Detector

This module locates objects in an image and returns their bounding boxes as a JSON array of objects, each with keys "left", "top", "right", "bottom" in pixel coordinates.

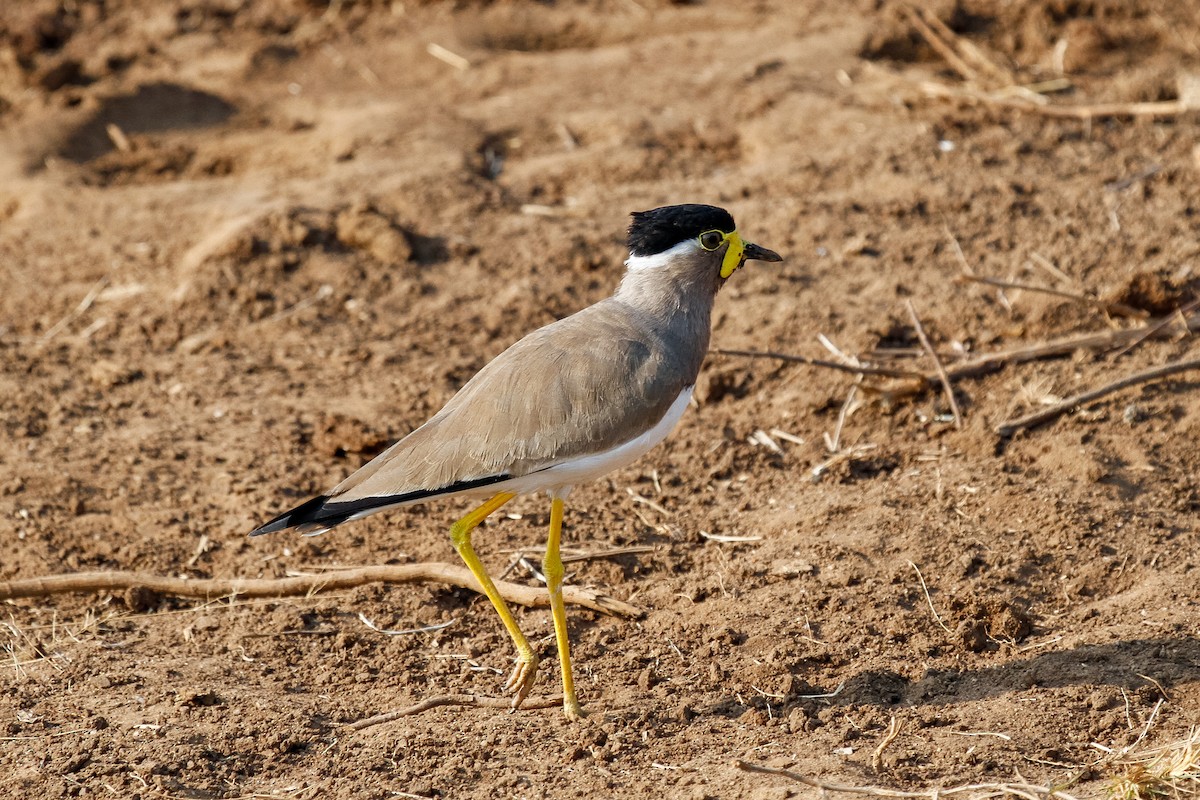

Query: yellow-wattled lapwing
[{"left": 251, "top": 204, "right": 782, "bottom": 720}]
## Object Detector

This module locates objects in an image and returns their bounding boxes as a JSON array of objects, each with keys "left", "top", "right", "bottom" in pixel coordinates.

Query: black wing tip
[
  {"left": 248, "top": 473, "right": 520, "bottom": 537},
  {"left": 249, "top": 495, "right": 333, "bottom": 537}
]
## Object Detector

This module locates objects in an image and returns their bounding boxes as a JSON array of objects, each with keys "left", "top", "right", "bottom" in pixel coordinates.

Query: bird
[{"left": 250, "top": 203, "right": 782, "bottom": 720}]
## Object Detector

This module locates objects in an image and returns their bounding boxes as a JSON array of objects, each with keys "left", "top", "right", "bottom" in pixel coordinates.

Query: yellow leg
[
  {"left": 543, "top": 496, "right": 585, "bottom": 721},
  {"left": 449, "top": 492, "right": 539, "bottom": 707}
]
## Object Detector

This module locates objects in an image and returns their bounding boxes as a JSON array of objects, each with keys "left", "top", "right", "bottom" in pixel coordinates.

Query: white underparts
[{"left": 623, "top": 239, "right": 697, "bottom": 271}]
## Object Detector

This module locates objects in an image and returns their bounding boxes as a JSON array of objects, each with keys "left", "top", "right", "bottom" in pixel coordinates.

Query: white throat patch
[{"left": 623, "top": 239, "right": 697, "bottom": 272}]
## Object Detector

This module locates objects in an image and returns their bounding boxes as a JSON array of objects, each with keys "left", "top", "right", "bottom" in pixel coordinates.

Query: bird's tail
[
  {"left": 249, "top": 495, "right": 351, "bottom": 537},
  {"left": 250, "top": 472, "right": 526, "bottom": 538}
]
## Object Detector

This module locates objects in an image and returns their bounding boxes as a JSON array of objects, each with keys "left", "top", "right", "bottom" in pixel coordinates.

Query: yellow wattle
[{"left": 720, "top": 231, "right": 746, "bottom": 278}]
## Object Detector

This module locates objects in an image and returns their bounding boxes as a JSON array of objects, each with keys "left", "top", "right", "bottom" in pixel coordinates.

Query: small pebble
[{"left": 1123, "top": 403, "right": 1148, "bottom": 424}]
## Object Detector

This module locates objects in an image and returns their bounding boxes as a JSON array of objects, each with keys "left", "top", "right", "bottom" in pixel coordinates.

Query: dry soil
[{"left": 1, "top": 1, "right": 1199, "bottom": 798}]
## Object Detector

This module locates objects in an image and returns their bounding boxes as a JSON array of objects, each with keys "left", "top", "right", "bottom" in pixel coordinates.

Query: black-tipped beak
[{"left": 744, "top": 241, "right": 783, "bottom": 263}]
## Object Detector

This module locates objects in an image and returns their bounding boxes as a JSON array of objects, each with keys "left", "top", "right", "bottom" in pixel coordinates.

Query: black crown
[{"left": 627, "top": 204, "right": 736, "bottom": 257}]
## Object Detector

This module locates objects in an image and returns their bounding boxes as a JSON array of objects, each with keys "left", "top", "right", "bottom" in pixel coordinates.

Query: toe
[{"left": 503, "top": 653, "right": 539, "bottom": 706}]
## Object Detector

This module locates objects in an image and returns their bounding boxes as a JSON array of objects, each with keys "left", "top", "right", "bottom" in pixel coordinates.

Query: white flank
[{"left": 623, "top": 239, "right": 696, "bottom": 271}]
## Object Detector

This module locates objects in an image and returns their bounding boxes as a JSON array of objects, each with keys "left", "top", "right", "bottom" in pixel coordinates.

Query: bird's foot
[
  {"left": 503, "top": 651, "right": 539, "bottom": 708},
  {"left": 562, "top": 696, "right": 587, "bottom": 722}
]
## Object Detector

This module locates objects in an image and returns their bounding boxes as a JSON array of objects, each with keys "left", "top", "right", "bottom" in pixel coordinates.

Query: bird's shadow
[
  {"left": 835, "top": 637, "right": 1198, "bottom": 708},
  {"left": 707, "top": 637, "right": 1200, "bottom": 724}
]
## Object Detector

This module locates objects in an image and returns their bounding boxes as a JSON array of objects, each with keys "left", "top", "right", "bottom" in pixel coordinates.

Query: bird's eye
[{"left": 699, "top": 230, "right": 725, "bottom": 251}]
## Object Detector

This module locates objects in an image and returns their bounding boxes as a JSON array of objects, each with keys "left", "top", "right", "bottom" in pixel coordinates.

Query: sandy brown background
[{"left": 2, "top": 1, "right": 1199, "bottom": 798}]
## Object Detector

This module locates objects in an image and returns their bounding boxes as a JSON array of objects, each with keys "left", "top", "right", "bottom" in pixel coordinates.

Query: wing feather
[{"left": 329, "top": 299, "right": 695, "bottom": 503}]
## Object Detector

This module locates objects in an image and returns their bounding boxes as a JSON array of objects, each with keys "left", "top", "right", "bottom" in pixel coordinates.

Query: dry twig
[
  {"left": 722, "top": 309, "right": 1199, "bottom": 384},
  {"left": 497, "top": 544, "right": 655, "bottom": 564},
  {"left": 346, "top": 694, "right": 564, "bottom": 731},
  {"left": 900, "top": 5, "right": 1012, "bottom": 88},
  {"left": 958, "top": 274, "right": 1147, "bottom": 318},
  {"left": 0, "top": 564, "right": 642, "bottom": 618},
  {"left": 996, "top": 356, "right": 1200, "bottom": 437},
  {"left": 918, "top": 81, "right": 1195, "bottom": 120},
  {"left": 712, "top": 347, "right": 926, "bottom": 380},
  {"left": 944, "top": 311, "right": 1200, "bottom": 380},
  {"left": 903, "top": 5, "right": 979, "bottom": 84},
  {"left": 1113, "top": 296, "right": 1200, "bottom": 358}
]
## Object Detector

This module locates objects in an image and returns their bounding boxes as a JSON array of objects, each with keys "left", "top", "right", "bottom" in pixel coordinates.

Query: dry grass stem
[
  {"left": 735, "top": 760, "right": 1082, "bottom": 800},
  {"left": 797, "top": 682, "right": 845, "bottom": 699},
  {"left": 556, "top": 121, "right": 578, "bottom": 150},
  {"left": 827, "top": 383, "right": 861, "bottom": 453},
  {"left": 1029, "top": 252, "right": 1075, "bottom": 285},
  {"left": 1114, "top": 296, "right": 1200, "bottom": 358},
  {"left": 944, "top": 226, "right": 974, "bottom": 274},
  {"left": 425, "top": 42, "right": 469, "bottom": 70},
  {"left": 564, "top": 545, "right": 653, "bottom": 564},
  {"left": 0, "top": 727, "right": 95, "bottom": 741},
  {"left": 996, "top": 356, "right": 1200, "bottom": 436},
  {"left": 356, "top": 613, "right": 457, "bottom": 636},
  {"left": 1108, "top": 727, "right": 1200, "bottom": 800},
  {"left": 909, "top": 560, "right": 953, "bottom": 634},
  {"left": 1105, "top": 164, "right": 1163, "bottom": 193},
  {"left": 872, "top": 716, "right": 903, "bottom": 772},
  {"left": 818, "top": 333, "right": 861, "bottom": 366},
  {"left": 0, "top": 564, "right": 642, "bottom": 618},
  {"left": 749, "top": 429, "right": 783, "bottom": 453},
  {"left": 949, "top": 731, "right": 1014, "bottom": 741},
  {"left": 626, "top": 488, "right": 671, "bottom": 516},
  {"left": 917, "top": 7, "right": 1012, "bottom": 86},
  {"left": 1122, "top": 699, "right": 1166, "bottom": 757},
  {"left": 1136, "top": 674, "right": 1170, "bottom": 701},
  {"left": 811, "top": 442, "right": 878, "bottom": 483},
  {"left": 902, "top": 4, "right": 980, "bottom": 83},
  {"left": 520, "top": 204, "right": 568, "bottom": 217},
  {"left": 906, "top": 299, "right": 963, "bottom": 429},
  {"left": 346, "top": 694, "right": 564, "bottom": 730},
  {"left": 811, "top": 382, "right": 873, "bottom": 479},
  {"left": 520, "top": 555, "right": 552, "bottom": 585},
  {"left": 185, "top": 534, "right": 211, "bottom": 568},
  {"left": 38, "top": 276, "right": 109, "bottom": 344},
  {"left": 769, "top": 428, "right": 806, "bottom": 446},
  {"left": 1017, "top": 635, "right": 1064, "bottom": 653},
  {"left": 917, "top": 81, "right": 1195, "bottom": 119},
  {"left": 699, "top": 531, "right": 763, "bottom": 544},
  {"left": 259, "top": 284, "right": 334, "bottom": 326},
  {"left": 105, "top": 123, "right": 131, "bottom": 152}
]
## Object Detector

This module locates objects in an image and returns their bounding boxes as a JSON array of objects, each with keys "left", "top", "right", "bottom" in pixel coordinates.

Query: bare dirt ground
[{"left": 2, "top": 1, "right": 1199, "bottom": 798}]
